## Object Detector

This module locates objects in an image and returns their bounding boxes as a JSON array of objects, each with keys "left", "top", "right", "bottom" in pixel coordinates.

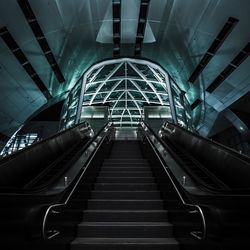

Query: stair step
[
  {"left": 77, "top": 222, "right": 173, "bottom": 238},
  {"left": 96, "top": 177, "right": 155, "bottom": 183},
  {"left": 94, "top": 183, "right": 158, "bottom": 191},
  {"left": 102, "top": 163, "right": 150, "bottom": 168},
  {"left": 103, "top": 159, "right": 148, "bottom": 164},
  {"left": 87, "top": 200, "right": 164, "bottom": 210},
  {"left": 101, "top": 167, "right": 151, "bottom": 171},
  {"left": 71, "top": 237, "right": 179, "bottom": 250},
  {"left": 83, "top": 210, "right": 168, "bottom": 222},
  {"left": 91, "top": 191, "right": 161, "bottom": 199},
  {"left": 98, "top": 171, "right": 153, "bottom": 177}
]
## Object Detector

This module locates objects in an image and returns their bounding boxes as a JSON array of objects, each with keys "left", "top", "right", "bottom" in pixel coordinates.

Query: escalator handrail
[
  {"left": 25, "top": 122, "right": 109, "bottom": 191},
  {"left": 0, "top": 123, "right": 106, "bottom": 194},
  {"left": 145, "top": 123, "right": 250, "bottom": 194},
  {"left": 42, "top": 122, "right": 114, "bottom": 240},
  {"left": 0, "top": 121, "right": 91, "bottom": 163},
  {"left": 140, "top": 122, "right": 206, "bottom": 240},
  {"left": 142, "top": 122, "right": 230, "bottom": 192},
  {"left": 162, "top": 121, "right": 250, "bottom": 163}
]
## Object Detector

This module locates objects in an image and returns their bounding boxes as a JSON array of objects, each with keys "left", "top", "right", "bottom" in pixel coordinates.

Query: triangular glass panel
[
  {"left": 116, "top": 101, "right": 125, "bottom": 108},
  {"left": 127, "top": 101, "right": 136, "bottom": 108},
  {"left": 114, "top": 80, "right": 126, "bottom": 91},
  {"left": 112, "top": 63, "right": 125, "bottom": 78},
  {"left": 127, "top": 80, "right": 138, "bottom": 91},
  {"left": 126, "top": 63, "right": 140, "bottom": 77},
  {"left": 129, "top": 91, "right": 145, "bottom": 101},
  {"left": 134, "top": 64, "right": 158, "bottom": 81},
  {"left": 107, "top": 91, "right": 124, "bottom": 101},
  {"left": 99, "top": 80, "right": 119, "bottom": 93},
  {"left": 123, "top": 109, "right": 130, "bottom": 116}
]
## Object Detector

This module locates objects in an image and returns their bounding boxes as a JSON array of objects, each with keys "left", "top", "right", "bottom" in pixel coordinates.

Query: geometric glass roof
[
  {"left": 82, "top": 58, "right": 174, "bottom": 127},
  {"left": 60, "top": 58, "right": 192, "bottom": 130}
]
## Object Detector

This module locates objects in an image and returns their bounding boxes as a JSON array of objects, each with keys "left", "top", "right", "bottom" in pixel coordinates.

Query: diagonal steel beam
[
  {"left": 112, "top": 0, "right": 121, "bottom": 56},
  {"left": 189, "top": 17, "right": 239, "bottom": 83},
  {"left": 18, "top": 0, "right": 65, "bottom": 83},
  {"left": 134, "top": 0, "right": 151, "bottom": 56},
  {"left": 111, "top": 91, "right": 126, "bottom": 115},
  {"left": 128, "top": 62, "right": 163, "bottom": 104},
  {"left": 127, "top": 91, "right": 142, "bottom": 116},
  {"left": 0, "top": 27, "right": 52, "bottom": 100},
  {"left": 89, "top": 62, "right": 123, "bottom": 104},
  {"left": 103, "top": 79, "right": 123, "bottom": 103},
  {"left": 129, "top": 79, "right": 149, "bottom": 103}
]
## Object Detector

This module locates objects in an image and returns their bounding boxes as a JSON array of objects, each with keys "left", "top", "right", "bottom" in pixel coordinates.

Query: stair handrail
[
  {"left": 140, "top": 122, "right": 206, "bottom": 240},
  {"left": 42, "top": 122, "right": 114, "bottom": 240}
]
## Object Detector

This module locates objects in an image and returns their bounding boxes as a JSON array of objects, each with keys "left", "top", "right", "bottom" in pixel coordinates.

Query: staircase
[{"left": 70, "top": 140, "right": 179, "bottom": 250}]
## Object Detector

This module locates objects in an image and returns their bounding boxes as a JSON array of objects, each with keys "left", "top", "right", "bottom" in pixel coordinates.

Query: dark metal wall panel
[
  {"left": 0, "top": 27, "right": 52, "bottom": 100},
  {"left": 18, "top": 0, "right": 65, "bottom": 83},
  {"left": 0, "top": 132, "right": 10, "bottom": 142}
]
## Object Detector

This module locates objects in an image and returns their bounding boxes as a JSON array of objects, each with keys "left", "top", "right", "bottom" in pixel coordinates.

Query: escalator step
[
  {"left": 87, "top": 200, "right": 164, "bottom": 210},
  {"left": 96, "top": 177, "right": 155, "bottom": 183},
  {"left": 94, "top": 183, "right": 158, "bottom": 191},
  {"left": 76, "top": 222, "right": 173, "bottom": 238},
  {"left": 101, "top": 167, "right": 151, "bottom": 171},
  {"left": 98, "top": 171, "right": 153, "bottom": 177},
  {"left": 71, "top": 237, "right": 179, "bottom": 250},
  {"left": 90, "top": 191, "right": 161, "bottom": 200},
  {"left": 82, "top": 210, "right": 168, "bottom": 222}
]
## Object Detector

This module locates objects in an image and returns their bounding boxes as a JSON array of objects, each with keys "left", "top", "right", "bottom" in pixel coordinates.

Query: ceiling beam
[
  {"left": 134, "top": 0, "right": 150, "bottom": 56},
  {"left": 0, "top": 27, "right": 52, "bottom": 100},
  {"left": 112, "top": 0, "right": 121, "bottom": 56},
  {"left": 191, "top": 98, "right": 202, "bottom": 110},
  {"left": 188, "top": 17, "right": 239, "bottom": 83},
  {"left": 17, "top": 0, "right": 65, "bottom": 84},
  {"left": 206, "top": 42, "right": 250, "bottom": 93}
]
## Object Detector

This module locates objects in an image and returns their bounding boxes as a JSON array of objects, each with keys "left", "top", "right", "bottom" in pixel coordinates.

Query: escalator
[
  {"left": 44, "top": 139, "right": 215, "bottom": 250},
  {"left": 61, "top": 141, "right": 179, "bottom": 249},
  {"left": 1, "top": 122, "right": 250, "bottom": 250}
]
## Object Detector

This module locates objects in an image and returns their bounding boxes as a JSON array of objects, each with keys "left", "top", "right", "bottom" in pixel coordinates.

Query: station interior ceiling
[{"left": 0, "top": 0, "right": 250, "bottom": 150}]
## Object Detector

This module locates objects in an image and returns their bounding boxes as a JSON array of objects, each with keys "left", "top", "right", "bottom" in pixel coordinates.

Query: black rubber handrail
[
  {"left": 0, "top": 122, "right": 90, "bottom": 163},
  {"left": 162, "top": 121, "right": 250, "bottom": 163},
  {"left": 27, "top": 122, "right": 111, "bottom": 191},
  {"left": 144, "top": 122, "right": 250, "bottom": 194},
  {"left": 42, "top": 122, "right": 114, "bottom": 240},
  {"left": 0, "top": 122, "right": 110, "bottom": 194},
  {"left": 139, "top": 123, "right": 207, "bottom": 240},
  {"left": 142, "top": 122, "right": 229, "bottom": 192}
]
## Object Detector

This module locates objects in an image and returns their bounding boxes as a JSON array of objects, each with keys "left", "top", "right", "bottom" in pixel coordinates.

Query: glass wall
[
  {"left": 170, "top": 78, "right": 193, "bottom": 128},
  {"left": 60, "top": 78, "right": 82, "bottom": 130},
  {"left": 60, "top": 58, "right": 193, "bottom": 129}
]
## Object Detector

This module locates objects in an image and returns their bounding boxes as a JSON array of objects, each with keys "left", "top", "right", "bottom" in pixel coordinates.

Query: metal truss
[{"left": 79, "top": 58, "right": 176, "bottom": 127}]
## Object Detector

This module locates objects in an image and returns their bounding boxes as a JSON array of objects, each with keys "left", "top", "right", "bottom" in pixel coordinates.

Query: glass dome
[{"left": 60, "top": 58, "right": 192, "bottom": 129}]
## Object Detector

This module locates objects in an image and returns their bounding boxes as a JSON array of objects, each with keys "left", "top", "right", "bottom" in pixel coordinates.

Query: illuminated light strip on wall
[
  {"left": 206, "top": 42, "right": 250, "bottom": 93},
  {"left": 188, "top": 17, "right": 239, "bottom": 83},
  {"left": 0, "top": 27, "right": 52, "bottom": 100},
  {"left": 17, "top": 0, "right": 65, "bottom": 83},
  {"left": 112, "top": 0, "right": 121, "bottom": 56},
  {"left": 134, "top": 0, "right": 151, "bottom": 56}
]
